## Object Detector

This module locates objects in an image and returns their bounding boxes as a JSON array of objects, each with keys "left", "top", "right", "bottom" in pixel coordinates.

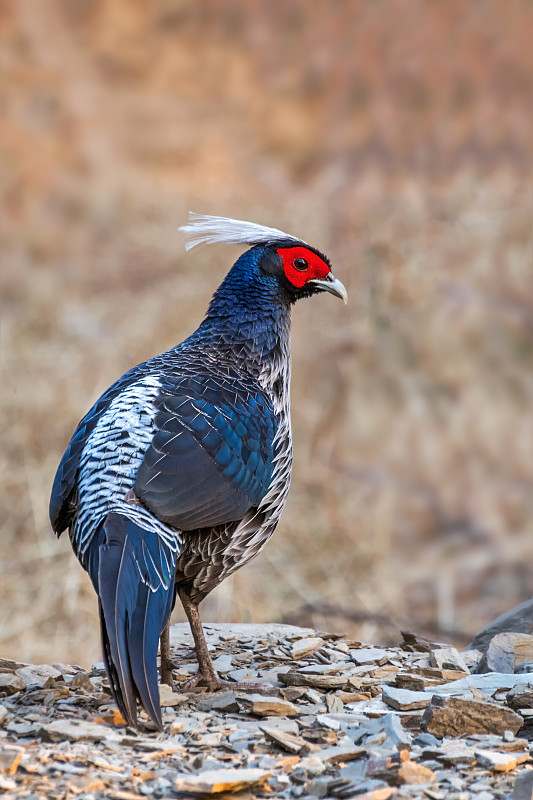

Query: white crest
[{"left": 179, "top": 213, "right": 305, "bottom": 251}]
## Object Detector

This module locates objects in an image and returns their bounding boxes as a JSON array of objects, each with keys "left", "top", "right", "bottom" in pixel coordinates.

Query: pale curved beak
[{"left": 309, "top": 273, "right": 348, "bottom": 304}]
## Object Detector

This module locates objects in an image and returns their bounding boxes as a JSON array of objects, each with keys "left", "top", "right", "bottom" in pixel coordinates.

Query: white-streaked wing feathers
[{"left": 179, "top": 213, "right": 305, "bottom": 251}]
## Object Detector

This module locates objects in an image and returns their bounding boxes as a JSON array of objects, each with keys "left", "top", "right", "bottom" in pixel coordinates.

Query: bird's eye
[{"left": 293, "top": 258, "right": 308, "bottom": 271}]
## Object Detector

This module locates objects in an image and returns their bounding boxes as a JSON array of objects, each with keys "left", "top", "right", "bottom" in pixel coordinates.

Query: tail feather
[
  {"left": 129, "top": 587, "right": 172, "bottom": 725},
  {"left": 87, "top": 512, "right": 176, "bottom": 729}
]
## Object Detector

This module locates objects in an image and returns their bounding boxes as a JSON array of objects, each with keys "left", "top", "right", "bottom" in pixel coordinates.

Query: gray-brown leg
[
  {"left": 179, "top": 588, "right": 268, "bottom": 692},
  {"left": 160, "top": 622, "right": 174, "bottom": 687}
]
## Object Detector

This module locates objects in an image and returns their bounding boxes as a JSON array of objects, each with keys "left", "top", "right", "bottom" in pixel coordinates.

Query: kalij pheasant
[{"left": 50, "top": 214, "right": 347, "bottom": 729}]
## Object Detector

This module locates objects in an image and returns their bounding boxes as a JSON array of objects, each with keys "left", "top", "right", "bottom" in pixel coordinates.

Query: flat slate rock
[
  {"left": 39, "top": 718, "right": 110, "bottom": 742},
  {"left": 279, "top": 670, "right": 349, "bottom": 689},
  {"left": 174, "top": 767, "right": 271, "bottom": 793},
  {"left": 475, "top": 749, "right": 524, "bottom": 773},
  {"left": 237, "top": 693, "right": 298, "bottom": 716},
  {"left": 260, "top": 723, "right": 309, "bottom": 754},
  {"left": 382, "top": 685, "right": 431, "bottom": 711},
  {"left": 291, "top": 637, "right": 324, "bottom": 659},
  {"left": 317, "top": 741, "right": 366, "bottom": 763},
  {"left": 351, "top": 647, "right": 389, "bottom": 665},
  {"left": 427, "top": 671, "right": 533, "bottom": 696}
]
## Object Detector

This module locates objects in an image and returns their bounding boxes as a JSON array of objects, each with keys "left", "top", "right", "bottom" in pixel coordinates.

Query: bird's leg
[
  {"left": 159, "top": 622, "right": 174, "bottom": 687},
  {"left": 179, "top": 588, "right": 269, "bottom": 693},
  {"left": 178, "top": 589, "right": 220, "bottom": 690}
]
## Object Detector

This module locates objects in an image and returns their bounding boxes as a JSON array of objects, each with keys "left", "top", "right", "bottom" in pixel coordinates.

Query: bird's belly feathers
[{"left": 175, "top": 409, "right": 293, "bottom": 602}]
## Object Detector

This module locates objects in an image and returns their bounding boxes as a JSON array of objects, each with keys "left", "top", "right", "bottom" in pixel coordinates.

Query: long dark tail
[{"left": 86, "top": 512, "right": 176, "bottom": 729}]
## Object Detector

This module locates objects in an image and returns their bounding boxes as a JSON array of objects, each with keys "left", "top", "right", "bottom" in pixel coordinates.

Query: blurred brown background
[{"left": 1, "top": 0, "right": 532, "bottom": 668}]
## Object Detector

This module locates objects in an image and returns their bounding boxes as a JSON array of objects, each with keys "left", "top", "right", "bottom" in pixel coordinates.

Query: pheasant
[{"left": 50, "top": 214, "right": 347, "bottom": 729}]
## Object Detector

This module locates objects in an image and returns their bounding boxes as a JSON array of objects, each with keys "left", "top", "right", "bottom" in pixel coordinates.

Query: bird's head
[
  {"left": 179, "top": 213, "right": 347, "bottom": 309},
  {"left": 250, "top": 241, "right": 347, "bottom": 304}
]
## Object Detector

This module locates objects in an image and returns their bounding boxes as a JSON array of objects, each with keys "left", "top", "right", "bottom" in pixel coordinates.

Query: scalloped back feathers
[{"left": 179, "top": 213, "right": 306, "bottom": 251}]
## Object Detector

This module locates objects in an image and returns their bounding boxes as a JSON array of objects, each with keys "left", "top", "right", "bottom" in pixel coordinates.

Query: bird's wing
[
  {"left": 49, "top": 367, "right": 141, "bottom": 534},
  {"left": 134, "top": 374, "right": 277, "bottom": 530}
]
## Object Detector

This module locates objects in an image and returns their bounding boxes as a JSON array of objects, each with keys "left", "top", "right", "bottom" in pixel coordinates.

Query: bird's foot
[
  {"left": 160, "top": 660, "right": 177, "bottom": 688},
  {"left": 180, "top": 671, "right": 270, "bottom": 694}
]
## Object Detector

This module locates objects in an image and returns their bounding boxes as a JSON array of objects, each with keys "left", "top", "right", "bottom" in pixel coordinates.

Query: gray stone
[
  {"left": 7, "top": 720, "right": 39, "bottom": 736},
  {"left": 482, "top": 633, "right": 533, "bottom": 674},
  {"left": 475, "top": 749, "right": 519, "bottom": 772},
  {"left": 427, "top": 671, "right": 533, "bottom": 697},
  {"left": 350, "top": 648, "right": 388, "bottom": 665},
  {"left": 159, "top": 683, "right": 187, "bottom": 707},
  {"left": 260, "top": 724, "right": 308, "bottom": 754},
  {"left": 299, "top": 663, "right": 345, "bottom": 674},
  {"left": 507, "top": 685, "right": 533, "bottom": 709},
  {"left": 0, "top": 658, "right": 29, "bottom": 672},
  {"left": 382, "top": 685, "right": 431, "bottom": 711},
  {"left": 317, "top": 741, "right": 366, "bottom": 763},
  {"left": 350, "top": 712, "right": 412, "bottom": 747},
  {"left": 16, "top": 664, "right": 61, "bottom": 688},
  {"left": 421, "top": 695, "right": 523, "bottom": 737},
  {"left": 461, "top": 649, "right": 484, "bottom": 671},
  {"left": 429, "top": 647, "right": 470, "bottom": 674},
  {"left": 211, "top": 654, "right": 233, "bottom": 673},
  {"left": 0, "top": 673, "right": 26, "bottom": 695},
  {"left": 227, "top": 667, "right": 257, "bottom": 682},
  {"left": 279, "top": 670, "right": 348, "bottom": 690},
  {"left": 174, "top": 767, "right": 271, "bottom": 793},
  {"left": 326, "top": 693, "right": 343, "bottom": 713},
  {"left": 210, "top": 691, "right": 240, "bottom": 712},
  {"left": 513, "top": 770, "right": 533, "bottom": 800},
  {"left": 413, "top": 732, "right": 440, "bottom": 747},
  {"left": 291, "top": 637, "right": 324, "bottom": 659},
  {"left": 237, "top": 693, "right": 298, "bottom": 717},
  {"left": 40, "top": 718, "right": 109, "bottom": 742},
  {"left": 69, "top": 672, "right": 96, "bottom": 692}
]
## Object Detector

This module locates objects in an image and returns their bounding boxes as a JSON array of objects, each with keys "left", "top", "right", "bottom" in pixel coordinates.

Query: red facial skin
[{"left": 276, "top": 246, "right": 330, "bottom": 289}]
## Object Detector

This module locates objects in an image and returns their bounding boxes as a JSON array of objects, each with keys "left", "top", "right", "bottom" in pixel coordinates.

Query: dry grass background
[{"left": 1, "top": 0, "right": 532, "bottom": 667}]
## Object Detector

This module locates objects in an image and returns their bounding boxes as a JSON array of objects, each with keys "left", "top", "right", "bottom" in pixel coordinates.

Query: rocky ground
[{"left": 2, "top": 622, "right": 533, "bottom": 799}]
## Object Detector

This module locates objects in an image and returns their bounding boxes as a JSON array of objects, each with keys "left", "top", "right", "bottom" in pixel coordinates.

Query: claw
[{"left": 180, "top": 670, "right": 270, "bottom": 693}]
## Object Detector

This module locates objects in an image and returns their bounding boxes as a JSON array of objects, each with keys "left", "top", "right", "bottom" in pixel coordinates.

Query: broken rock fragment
[
  {"left": 421, "top": 695, "right": 523, "bottom": 737},
  {"left": 475, "top": 749, "right": 521, "bottom": 773},
  {"left": 237, "top": 693, "right": 298, "bottom": 717},
  {"left": 291, "top": 637, "right": 324, "bottom": 659},
  {"left": 39, "top": 718, "right": 109, "bottom": 743},
  {"left": 0, "top": 674, "right": 25, "bottom": 696},
  {"left": 397, "top": 760, "right": 437, "bottom": 785},
  {"left": 381, "top": 685, "right": 431, "bottom": 711},
  {"left": 482, "top": 633, "right": 533, "bottom": 674},
  {"left": 15, "top": 664, "right": 61, "bottom": 688},
  {"left": 174, "top": 767, "right": 271, "bottom": 794}
]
